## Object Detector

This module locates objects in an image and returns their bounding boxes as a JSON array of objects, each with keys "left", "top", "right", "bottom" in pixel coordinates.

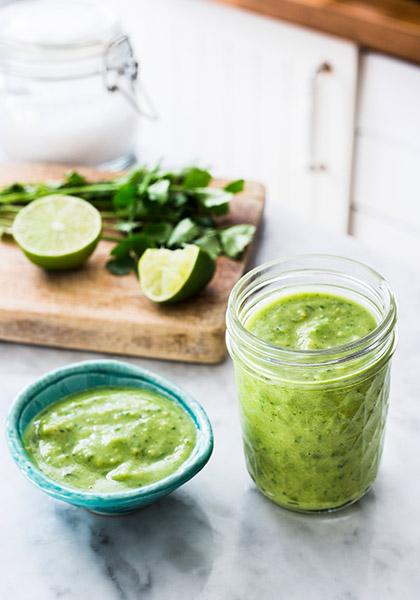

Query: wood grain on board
[
  {"left": 0, "top": 163, "right": 264, "bottom": 364},
  {"left": 218, "top": 0, "right": 420, "bottom": 64}
]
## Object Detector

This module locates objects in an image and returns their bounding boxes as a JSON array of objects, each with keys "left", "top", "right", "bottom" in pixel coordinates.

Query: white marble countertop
[{"left": 1, "top": 204, "right": 420, "bottom": 600}]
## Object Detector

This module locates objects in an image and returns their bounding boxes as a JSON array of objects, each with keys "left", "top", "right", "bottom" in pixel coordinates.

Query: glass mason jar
[
  {"left": 226, "top": 255, "right": 397, "bottom": 513},
  {"left": 0, "top": 0, "right": 153, "bottom": 169}
]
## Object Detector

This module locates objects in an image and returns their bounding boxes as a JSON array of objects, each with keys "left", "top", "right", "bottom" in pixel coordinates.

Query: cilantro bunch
[{"left": 0, "top": 165, "right": 256, "bottom": 275}]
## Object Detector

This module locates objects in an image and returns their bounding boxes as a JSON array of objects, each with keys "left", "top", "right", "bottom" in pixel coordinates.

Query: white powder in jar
[{"left": 0, "top": 0, "right": 139, "bottom": 167}]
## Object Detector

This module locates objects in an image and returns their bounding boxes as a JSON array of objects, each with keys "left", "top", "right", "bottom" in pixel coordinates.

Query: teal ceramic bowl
[{"left": 6, "top": 360, "right": 213, "bottom": 515}]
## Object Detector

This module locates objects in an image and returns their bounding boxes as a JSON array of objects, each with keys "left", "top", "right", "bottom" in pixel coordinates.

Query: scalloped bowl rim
[{"left": 6, "top": 359, "right": 213, "bottom": 507}]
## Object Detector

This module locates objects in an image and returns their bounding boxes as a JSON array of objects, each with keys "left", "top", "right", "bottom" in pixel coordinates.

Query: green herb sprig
[{"left": 0, "top": 165, "right": 255, "bottom": 274}]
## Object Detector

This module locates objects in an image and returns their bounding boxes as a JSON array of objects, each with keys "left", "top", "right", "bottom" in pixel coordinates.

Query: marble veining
[{"left": 1, "top": 206, "right": 420, "bottom": 599}]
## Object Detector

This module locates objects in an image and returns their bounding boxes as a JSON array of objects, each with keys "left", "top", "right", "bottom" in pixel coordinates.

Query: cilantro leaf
[
  {"left": 194, "top": 230, "right": 222, "bottom": 260},
  {"left": 111, "top": 233, "right": 155, "bottom": 258},
  {"left": 147, "top": 179, "right": 170, "bottom": 204},
  {"left": 195, "top": 216, "right": 214, "bottom": 227},
  {"left": 219, "top": 224, "right": 256, "bottom": 258},
  {"left": 0, "top": 182, "right": 26, "bottom": 196},
  {"left": 182, "top": 167, "right": 212, "bottom": 189},
  {"left": 195, "top": 188, "right": 231, "bottom": 215},
  {"left": 62, "top": 171, "right": 88, "bottom": 187},
  {"left": 113, "top": 182, "right": 137, "bottom": 211},
  {"left": 142, "top": 222, "right": 173, "bottom": 243},
  {"left": 172, "top": 192, "right": 188, "bottom": 208},
  {"left": 115, "top": 221, "right": 140, "bottom": 234},
  {"left": 168, "top": 218, "right": 200, "bottom": 247},
  {"left": 106, "top": 255, "right": 137, "bottom": 276},
  {"left": 224, "top": 179, "right": 244, "bottom": 193}
]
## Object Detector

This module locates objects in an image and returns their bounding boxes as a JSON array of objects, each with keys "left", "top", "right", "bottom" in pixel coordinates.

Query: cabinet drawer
[
  {"left": 358, "top": 53, "right": 420, "bottom": 150},
  {"left": 353, "top": 52, "right": 420, "bottom": 238},
  {"left": 351, "top": 209, "right": 420, "bottom": 265},
  {"left": 352, "top": 136, "right": 420, "bottom": 226}
]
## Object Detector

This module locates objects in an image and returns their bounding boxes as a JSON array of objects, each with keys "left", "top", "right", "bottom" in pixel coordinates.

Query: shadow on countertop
[{"left": 53, "top": 492, "right": 217, "bottom": 599}]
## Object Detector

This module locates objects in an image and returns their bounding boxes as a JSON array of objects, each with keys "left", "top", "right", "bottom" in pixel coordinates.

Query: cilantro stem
[
  {"left": 0, "top": 205, "right": 20, "bottom": 213},
  {"left": 0, "top": 183, "right": 118, "bottom": 204},
  {"left": 99, "top": 211, "right": 117, "bottom": 219},
  {"left": 101, "top": 235, "right": 122, "bottom": 243}
]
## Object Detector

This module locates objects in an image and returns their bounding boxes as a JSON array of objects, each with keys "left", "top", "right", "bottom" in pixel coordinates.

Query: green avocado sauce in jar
[
  {"left": 227, "top": 255, "right": 397, "bottom": 512},
  {"left": 24, "top": 387, "right": 196, "bottom": 493}
]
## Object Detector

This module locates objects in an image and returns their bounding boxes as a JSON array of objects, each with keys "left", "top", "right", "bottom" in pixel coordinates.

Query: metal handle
[
  {"left": 307, "top": 62, "right": 332, "bottom": 172},
  {"left": 103, "top": 34, "right": 159, "bottom": 121}
]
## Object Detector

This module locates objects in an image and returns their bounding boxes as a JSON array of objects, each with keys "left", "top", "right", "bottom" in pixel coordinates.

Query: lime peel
[
  {"left": 12, "top": 195, "right": 102, "bottom": 270},
  {"left": 138, "top": 244, "right": 216, "bottom": 303}
]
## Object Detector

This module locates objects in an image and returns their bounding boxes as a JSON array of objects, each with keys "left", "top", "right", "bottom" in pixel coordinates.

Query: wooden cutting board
[{"left": 0, "top": 163, "right": 264, "bottom": 363}]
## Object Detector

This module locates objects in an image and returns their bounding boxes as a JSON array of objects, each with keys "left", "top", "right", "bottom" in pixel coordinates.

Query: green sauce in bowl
[
  {"left": 7, "top": 360, "right": 213, "bottom": 515},
  {"left": 24, "top": 387, "right": 196, "bottom": 493}
]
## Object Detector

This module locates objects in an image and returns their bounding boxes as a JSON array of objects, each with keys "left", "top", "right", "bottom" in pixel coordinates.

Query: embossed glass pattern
[{"left": 227, "top": 255, "right": 397, "bottom": 512}]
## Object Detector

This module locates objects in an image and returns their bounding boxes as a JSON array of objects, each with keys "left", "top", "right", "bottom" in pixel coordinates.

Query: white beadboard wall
[
  {"left": 351, "top": 52, "right": 420, "bottom": 264},
  {"left": 117, "top": 0, "right": 358, "bottom": 232}
]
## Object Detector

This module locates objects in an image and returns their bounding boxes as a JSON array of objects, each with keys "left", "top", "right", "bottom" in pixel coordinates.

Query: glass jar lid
[
  {"left": 0, "top": 0, "right": 121, "bottom": 50},
  {"left": 0, "top": 0, "right": 125, "bottom": 77}
]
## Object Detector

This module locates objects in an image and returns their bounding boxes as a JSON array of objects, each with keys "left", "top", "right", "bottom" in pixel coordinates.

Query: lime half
[
  {"left": 139, "top": 244, "right": 216, "bottom": 303},
  {"left": 13, "top": 195, "right": 102, "bottom": 270}
]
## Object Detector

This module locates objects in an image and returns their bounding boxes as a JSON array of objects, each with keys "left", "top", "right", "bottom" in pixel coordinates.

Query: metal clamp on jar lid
[
  {"left": 0, "top": 0, "right": 157, "bottom": 168},
  {"left": 104, "top": 34, "right": 158, "bottom": 120}
]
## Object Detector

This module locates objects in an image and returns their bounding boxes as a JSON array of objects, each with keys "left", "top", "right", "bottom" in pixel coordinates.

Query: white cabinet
[
  {"left": 351, "top": 53, "right": 420, "bottom": 264},
  {"left": 118, "top": 0, "right": 358, "bottom": 232}
]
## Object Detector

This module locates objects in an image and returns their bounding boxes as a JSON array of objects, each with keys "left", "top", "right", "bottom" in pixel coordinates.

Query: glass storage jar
[
  {"left": 0, "top": 0, "right": 149, "bottom": 169},
  {"left": 226, "top": 255, "right": 397, "bottom": 513}
]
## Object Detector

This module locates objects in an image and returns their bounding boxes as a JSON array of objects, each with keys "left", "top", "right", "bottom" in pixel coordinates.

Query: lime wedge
[
  {"left": 139, "top": 244, "right": 216, "bottom": 303},
  {"left": 13, "top": 195, "right": 102, "bottom": 270}
]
